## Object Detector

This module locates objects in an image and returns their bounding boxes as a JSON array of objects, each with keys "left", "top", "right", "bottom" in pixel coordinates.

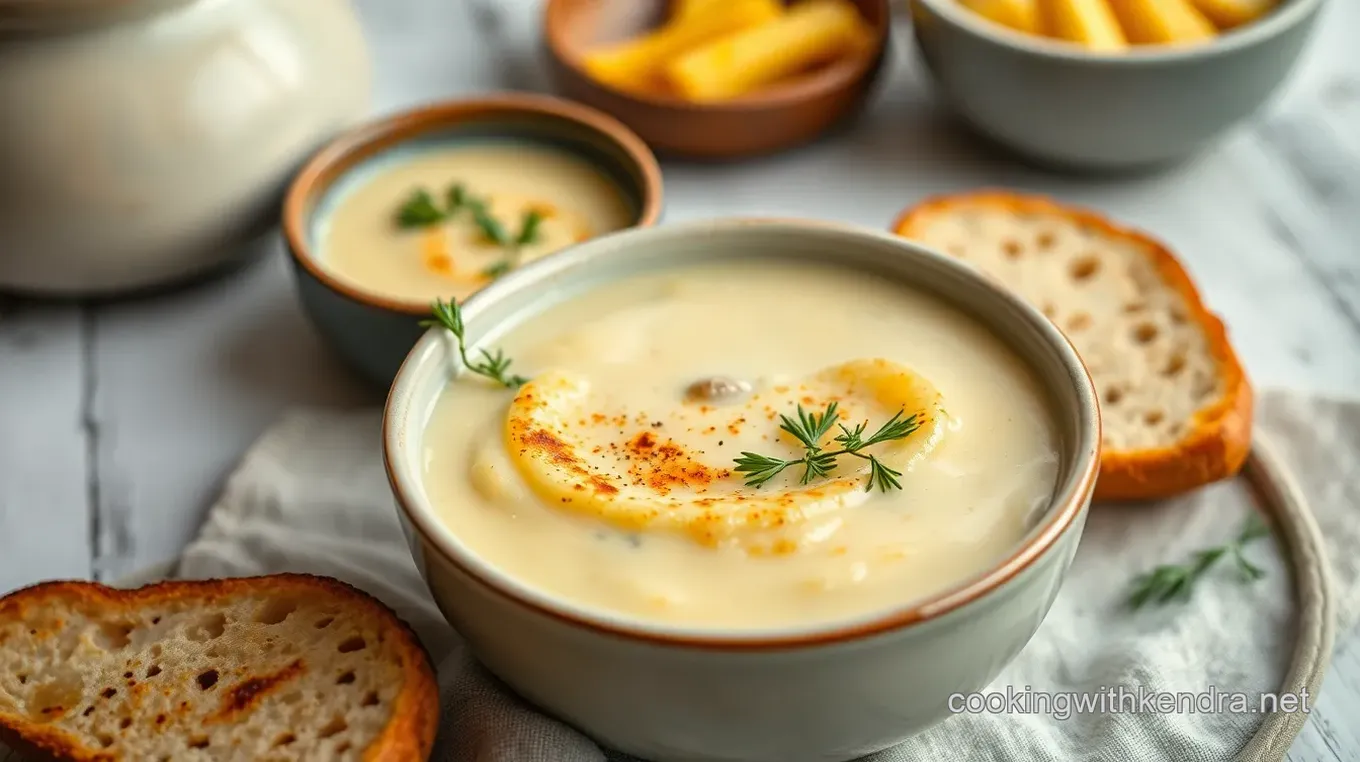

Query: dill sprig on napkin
[{"left": 1127, "top": 513, "right": 1270, "bottom": 610}]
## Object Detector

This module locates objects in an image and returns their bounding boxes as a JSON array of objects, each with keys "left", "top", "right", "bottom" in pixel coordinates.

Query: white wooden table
[{"left": 1, "top": 0, "right": 1356, "bottom": 758}]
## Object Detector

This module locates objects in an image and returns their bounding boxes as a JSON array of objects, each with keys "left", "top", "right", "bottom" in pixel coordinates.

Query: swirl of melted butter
[{"left": 501, "top": 359, "right": 946, "bottom": 554}]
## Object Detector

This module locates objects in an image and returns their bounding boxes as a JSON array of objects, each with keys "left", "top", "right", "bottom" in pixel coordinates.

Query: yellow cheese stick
[
  {"left": 1038, "top": 0, "right": 1129, "bottom": 51},
  {"left": 1107, "top": 0, "right": 1216, "bottom": 44},
  {"left": 582, "top": 0, "right": 784, "bottom": 94},
  {"left": 666, "top": 0, "right": 875, "bottom": 102},
  {"left": 958, "top": 0, "right": 1040, "bottom": 33},
  {"left": 671, "top": 0, "right": 728, "bottom": 21},
  {"left": 1184, "top": 0, "right": 1277, "bottom": 27}
]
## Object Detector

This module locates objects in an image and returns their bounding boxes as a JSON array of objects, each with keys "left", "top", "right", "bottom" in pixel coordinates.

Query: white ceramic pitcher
[{"left": 0, "top": 0, "right": 372, "bottom": 295}]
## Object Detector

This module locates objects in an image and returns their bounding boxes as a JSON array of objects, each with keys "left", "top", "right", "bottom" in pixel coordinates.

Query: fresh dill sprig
[
  {"left": 396, "top": 183, "right": 545, "bottom": 281},
  {"left": 480, "top": 209, "right": 544, "bottom": 277},
  {"left": 395, "top": 189, "right": 445, "bottom": 227},
  {"left": 420, "top": 298, "right": 528, "bottom": 389},
  {"left": 1127, "top": 513, "right": 1270, "bottom": 610},
  {"left": 447, "top": 183, "right": 468, "bottom": 211},
  {"left": 467, "top": 199, "right": 510, "bottom": 246},
  {"left": 516, "top": 209, "right": 544, "bottom": 246},
  {"left": 733, "top": 402, "right": 921, "bottom": 493}
]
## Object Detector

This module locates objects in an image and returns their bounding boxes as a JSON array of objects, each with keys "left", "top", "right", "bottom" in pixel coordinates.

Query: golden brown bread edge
[
  {"left": 892, "top": 189, "right": 1254, "bottom": 502},
  {"left": 0, "top": 574, "right": 439, "bottom": 762}
]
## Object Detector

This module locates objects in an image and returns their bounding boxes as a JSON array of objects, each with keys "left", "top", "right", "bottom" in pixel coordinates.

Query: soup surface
[
  {"left": 421, "top": 262, "right": 1061, "bottom": 629},
  {"left": 319, "top": 142, "right": 635, "bottom": 303}
]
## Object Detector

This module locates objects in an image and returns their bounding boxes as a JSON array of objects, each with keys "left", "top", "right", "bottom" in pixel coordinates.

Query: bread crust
[
  {"left": 892, "top": 189, "right": 1254, "bottom": 501},
  {"left": 0, "top": 574, "right": 439, "bottom": 762}
]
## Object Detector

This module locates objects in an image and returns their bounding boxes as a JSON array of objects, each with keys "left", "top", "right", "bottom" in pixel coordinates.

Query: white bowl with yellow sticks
[
  {"left": 909, "top": 0, "right": 1325, "bottom": 169},
  {"left": 383, "top": 219, "right": 1101, "bottom": 761}
]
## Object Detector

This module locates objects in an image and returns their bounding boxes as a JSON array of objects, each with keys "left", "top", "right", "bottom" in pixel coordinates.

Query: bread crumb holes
[
  {"left": 1068, "top": 256, "right": 1100, "bottom": 281},
  {"left": 1066, "top": 312, "right": 1091, "bottom": 331},
  {"left": 256, "top": 600, "right": 298, "bottom": 625},
  {"left": 274, "top": 733, "right": 297, "bottom": 747},
  {"left": 336, "top": 671, "right": 356, "bottom": 685},
  {"left": 1194, "top": 376, "right": 1216, "bottom": 398},
  {"left": 96, "top": 622, "right": 133, "bottom": 650},
  {"left": 196, "top": 669, "right": 218, "bottom": 690},
  {"left": 1104, "top": 387, "right": 1124, "bottom": 405},
  {"left": 187, "top": 613, "right": 226, "bottom": 642},
  {"left": 1145, "top": 411, "right": 1165, "bottom": 425},
  {"left": 361, "top": 691, "right": 379, "bottom": 707},
  {"left": 337, "top": 636, "right": 366, "bottom": 653},
  {"left": 318, "top": 717, "right": 348, "bottom": 739},
  {"left": 1133, "top": 323, "right": 1158, "bottom": 344},
  {"left": 1163, "top": 355, "right": 1186, "bottom": 377},
  {"left": 1002, "top": 240, "right": 1023, "bottom": 259}
]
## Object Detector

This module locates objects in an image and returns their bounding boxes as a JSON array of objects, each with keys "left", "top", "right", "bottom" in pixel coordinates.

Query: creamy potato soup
[
  {"left": 320, "top": 143, "right": 635, "bottom": 303},
  {"left": 421, "top": 262, "right": 1061, "bottom": 629}
]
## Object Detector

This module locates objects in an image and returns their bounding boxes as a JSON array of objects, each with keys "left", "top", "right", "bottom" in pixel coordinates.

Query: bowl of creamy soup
[
  {"left": 283, "top": 93, "right": 662, "bottom": 386},
  {"left": 383, "top": 219, "right": 1100, "bottom": 762}
]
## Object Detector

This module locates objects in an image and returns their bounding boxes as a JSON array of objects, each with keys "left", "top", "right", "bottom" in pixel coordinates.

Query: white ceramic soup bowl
[{"left": 383, "top": 219, "right": 1100, "bottom": 762}]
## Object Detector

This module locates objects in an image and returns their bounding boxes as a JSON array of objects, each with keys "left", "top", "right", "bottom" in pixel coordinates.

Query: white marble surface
[{"left": 1, "top": 0, "right": 1357, "bottom": 758}]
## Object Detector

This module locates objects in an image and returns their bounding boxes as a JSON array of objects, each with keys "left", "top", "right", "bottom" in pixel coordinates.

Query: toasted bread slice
[
  {"left": 0, "top": 574, "right": 438, "bottom": 762},
  {"left": 893, "top": 190, "right": 1253, "bottom": 501}
]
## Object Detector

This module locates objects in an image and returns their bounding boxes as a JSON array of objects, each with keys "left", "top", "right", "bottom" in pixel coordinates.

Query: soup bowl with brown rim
[{"left": 283, "top": 93, "right": 663, "bottom": 388}]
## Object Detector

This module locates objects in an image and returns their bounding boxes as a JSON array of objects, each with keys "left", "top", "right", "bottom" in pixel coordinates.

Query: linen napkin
[{"left": 168, "top": 388, "right": 1356, "bottom": 762}]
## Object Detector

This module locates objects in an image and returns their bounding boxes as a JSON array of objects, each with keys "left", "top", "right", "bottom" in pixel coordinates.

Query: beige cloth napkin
[{"left": 167, "top": 388, "right": 1356, "bottom": 762}]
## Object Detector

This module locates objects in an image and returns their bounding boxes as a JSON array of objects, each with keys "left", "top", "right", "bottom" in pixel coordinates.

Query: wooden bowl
[{"left": 542, "top": 0, "right": 892, "bottom": 160}]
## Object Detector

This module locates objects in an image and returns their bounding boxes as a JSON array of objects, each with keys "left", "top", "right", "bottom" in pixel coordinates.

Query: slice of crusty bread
[
  {"left": 894, "top": 189, "right": 1253, "bottom": 501},
  {"left": 0, "top": 574, "right": 438, "bottom": 762}
]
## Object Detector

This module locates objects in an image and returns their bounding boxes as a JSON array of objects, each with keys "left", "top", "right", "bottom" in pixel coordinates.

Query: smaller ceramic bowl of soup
[
  {"left": 283, "top": 93, "right": 663, "bottom": 386},
  {"left": 384, "top": 219, "right": 1101, "bottom": 761}
]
